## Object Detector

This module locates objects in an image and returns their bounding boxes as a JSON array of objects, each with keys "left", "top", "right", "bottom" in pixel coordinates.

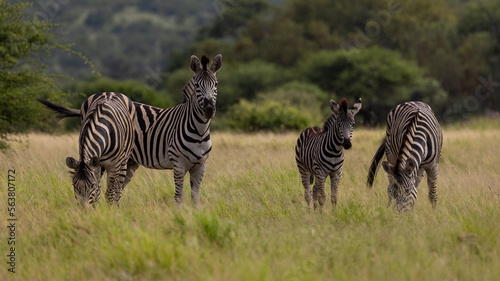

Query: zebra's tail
[
  {"left": 37, "top": 98, "right": 82, "bottom": 120},
  {"left": 367, "top": 141, "right": 385, "bottom": 188},
  {"left": 310, "top": 175, "right": 314, "bottom": 185}
]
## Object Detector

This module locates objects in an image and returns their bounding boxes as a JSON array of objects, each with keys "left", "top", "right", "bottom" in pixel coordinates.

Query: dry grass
[{"left": 1, "top": 123, "right": 499, "bottom": 281}]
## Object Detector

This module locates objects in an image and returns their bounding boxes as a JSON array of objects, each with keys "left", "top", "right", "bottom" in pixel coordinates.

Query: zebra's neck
[
  {"left": 183, "top": 78, "right": 211, "bottom": 135},
  {"left": 324, "top": 117, "right": 344, "bottom": 152},
  {"left": 182, "top": 79, "right": 195, "bottom": 103},
  {"left": 80, "top": 121, "right": 103, "bottom": 162},
  {"left": 395, "top": 111, "right": 423, "bottom": 173}
]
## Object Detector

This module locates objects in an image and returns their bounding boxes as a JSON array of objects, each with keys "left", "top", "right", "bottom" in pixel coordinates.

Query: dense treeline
[{"left": 2, "top": 0, "right": 500, "bottom": 140}]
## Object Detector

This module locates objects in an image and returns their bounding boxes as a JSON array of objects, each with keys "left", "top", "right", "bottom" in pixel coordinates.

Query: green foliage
[
  {"left": 299, "top": 47, "right": 446, "bottom": 124},
  {"left": 258, "top": 81, "right": 329, "bottom": 125},
  {"left": 226, "top": 99, "right": 310, "bottom": 132},
  {"left": 163, "top": 68, "right": 193, "bottom": 104},
  {"left": 39, "top": 0, "right": 217, "bottom": 79},
  {"left": 0, "top": 1, "right": 73, "bottom": 146},
  {"left": 217, "top": 60, "right": 291, "bottom": 111}
]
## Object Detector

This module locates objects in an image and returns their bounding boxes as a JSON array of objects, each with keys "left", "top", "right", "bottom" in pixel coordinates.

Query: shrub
[
  {"left": 226, "top": 99, "right": 310, "bottom": 132},
  {"left": 258, "top": 81, "right": 329, "bottom": 125}
]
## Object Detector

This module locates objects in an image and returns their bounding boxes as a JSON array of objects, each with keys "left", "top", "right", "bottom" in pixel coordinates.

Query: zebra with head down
[
  {"left": 40, "top": 92, "right": 136, "bottom": 207},
  {"left": 367, "top": 101, "right": 443, "bottom": 211},
  {"left": 295, "top": 98, "right": 362, "bottom": 211}
]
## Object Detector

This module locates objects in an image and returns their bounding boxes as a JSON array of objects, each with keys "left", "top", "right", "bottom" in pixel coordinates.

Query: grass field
[{"left": 1, "top": 122, "right": 499, "bottom": 281}]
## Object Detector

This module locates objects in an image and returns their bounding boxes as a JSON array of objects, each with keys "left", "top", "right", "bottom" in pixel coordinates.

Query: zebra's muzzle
[
  {"left": 343, "top": 139, "right": 352, "bottom": 150},
  {"left": 203, "top": 98, "right": 216, "bottom": 119}
]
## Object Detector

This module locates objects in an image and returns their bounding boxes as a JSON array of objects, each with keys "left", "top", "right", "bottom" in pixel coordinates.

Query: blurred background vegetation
[{"left": 2, "top": 0, "right": 500, "bottom": 142}]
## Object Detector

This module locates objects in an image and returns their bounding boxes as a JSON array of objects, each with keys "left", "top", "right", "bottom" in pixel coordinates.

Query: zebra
[
  {"left": 39, "top": 92, "right": 136, "bottom": 207},
  {"left": 40, "top": 54, "right": 222, "bottom": 207},
  {"left": 121, "top": 54, "right": 222, "bottom": 207},
  {"left": 367, "top": 101, "right": 443, "bottom": 211},
  {"left": 295, "top": 98, "right": 362, "bottom": 210}
]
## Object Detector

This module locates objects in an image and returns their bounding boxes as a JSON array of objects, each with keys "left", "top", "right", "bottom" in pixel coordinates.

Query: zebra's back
[
  {"left": 385, "top": 101, "right": 442, "bottom": 167},
  {"left": 78, "top": 92, "right": 136, "bottom": 166}
]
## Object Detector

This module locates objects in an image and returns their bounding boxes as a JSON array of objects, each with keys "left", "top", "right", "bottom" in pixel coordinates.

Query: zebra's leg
[
  {"left": 425, "top": 165, "right": 439, "bottom": 208},
  {"left": 300, "top": 172, "right": 312, "bottom": 209},
  {"left": 313, "top": 174, "right": 326, "bottom": 210},
  {"left": 189, "top": 163, "right": 206, "bottom": 208},
  {"left": 113, "top": 162, "right": 130, "bottom": 207},
  {"left": 105, "top": 168, "right": 120, "bottom": 206},
  {"left": 329, "top": 170, "right": 342, "bottom": 209},
  {"left": 174, "top": 166, "right": 188, "bottom": 207},
  {"left": 121, "top": 158, "right": 140, "bottom": 192}
]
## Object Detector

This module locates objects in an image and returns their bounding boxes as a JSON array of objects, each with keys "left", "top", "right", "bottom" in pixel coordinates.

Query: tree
[
  {"left": 299, "top": 47, "right": 447, "bottom": 125},
  {"left": 0, "top": 1, "right": 87, "bottom": 147}
]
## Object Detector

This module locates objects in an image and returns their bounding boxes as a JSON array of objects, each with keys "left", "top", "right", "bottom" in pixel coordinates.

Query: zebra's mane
[
  {"left": 322, "top": 114, "right": 337, "bottom": 131},
  {"left": 201, "top": 55, "right": 210, "bottom": 70},
  {"left": 394, "top": 109, "right": 420, "bottom": 174},
  {"left": 340, "top": 98, "right": 348, "bottom": 113}
]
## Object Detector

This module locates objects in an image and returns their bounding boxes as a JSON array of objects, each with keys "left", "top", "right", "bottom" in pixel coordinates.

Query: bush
[
  {"left": 216, "top": 60, "right": 291, "bottom": 112},
  {"left": 226, "top": 99, "right": 310, "bottom": 132},
  {"left": 258, "top": 81, "right": 329, "bottom": 125}
]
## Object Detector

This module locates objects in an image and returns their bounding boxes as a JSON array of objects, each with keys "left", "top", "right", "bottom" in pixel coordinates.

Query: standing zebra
[
  {"left": 40, "top": 54, "right": 222, "bottom": 207},
  {"left": 295, "top": 98, "right": 362, "bottom": 210},
  {"left": 39, "top": 92, "right": 136, "bottom": 207},
  {"left": 122, "top": 54, "right": 222, "bottom": 207},
  {"left": 367, "top": 101, "right": 443, "bottom": 211}
]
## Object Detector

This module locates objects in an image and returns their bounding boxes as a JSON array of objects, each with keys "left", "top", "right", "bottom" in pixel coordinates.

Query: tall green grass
[{"left": 1, "top": 123, "right": 499, "bottom": 280}]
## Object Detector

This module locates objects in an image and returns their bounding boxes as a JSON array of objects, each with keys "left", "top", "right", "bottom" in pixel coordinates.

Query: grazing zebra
[
  {"left": 40, "top": 54, "right": 222, "bottom": 207},
  {"left": 39, "top": 92, "right": 136, "bottom": 207},
  {"left": 367, "top": 101, "right": 443, "bottom": 211},
  {"left": 295, "top": 98, "right": 362, "bottom": 210}
]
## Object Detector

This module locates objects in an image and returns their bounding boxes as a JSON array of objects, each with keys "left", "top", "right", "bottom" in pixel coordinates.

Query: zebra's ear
[
  {"left": 329, "top": 100, "right": 340, "bottom": 115},
  {"left": 349, "top": 98, "right": 362, "bottom": 115},
  {"left": 190, "top": 55, "right": 201, "bottom": 73},
  {"left": 66, "top": 157, "right": 79, "bottom": 170},
  {"left": 382, "top": 161, "right": 395, "bottom": 176},
  {"left": 210, "top": 54, "right": 223, "bottom": 73},
  {"left": 404, "top": 158, "right": 417, "bottom": 174},
  {"left": 88, "top": 156, "right": 100, "bottom": 169}
]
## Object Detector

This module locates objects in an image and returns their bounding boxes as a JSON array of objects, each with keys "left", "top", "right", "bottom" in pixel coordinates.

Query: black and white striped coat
[
  {"left": 59, "top": 92, "right": 135, "bottom": 207},
  {"left": 367, "top": 101, "right": 443, "bottom": 211},
  {"left": 122, "top": 54, "right": 222, "bottom": 207},
  {"left": 295, "top": 98, "right": 361, "bottom": 210}
]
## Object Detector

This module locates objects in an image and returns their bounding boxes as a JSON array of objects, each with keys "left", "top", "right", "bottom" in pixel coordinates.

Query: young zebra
[
  {"left": 295, "top": 98, "right": 362, "bottom": 210},
  {"left": 40, "top": 54, "right": 222, "bottom": 208},
  {"left": 39, "top": 92, "right": 136, "bottom": 207},
  {"left": 367, "top": 101, "right": 443, "bottom": 211}
]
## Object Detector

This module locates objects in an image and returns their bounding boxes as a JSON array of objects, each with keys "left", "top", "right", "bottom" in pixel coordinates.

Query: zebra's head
[
  {"left": 329, "top": 98, "right": 362, "bottom": 150},
  {"left": 382, "top": 158, "right": 418, "bottom": 211},
  {"left": 189, "top": 54, "right": 223, "bottom": 119},
  {"left": 66, "top": 156, "right": 102, "bottom": 207}
]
